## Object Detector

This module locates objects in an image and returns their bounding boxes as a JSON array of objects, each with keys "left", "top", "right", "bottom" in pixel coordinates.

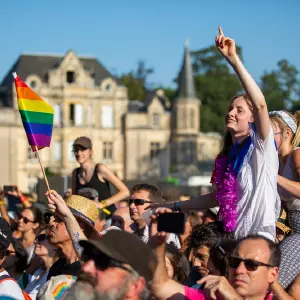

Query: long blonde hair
[
  {"left": 220, "top": 94, "right": 253, "bottom": 156},
  {"left": 270, "top": 111, "right": 300, "bottom": 148}
]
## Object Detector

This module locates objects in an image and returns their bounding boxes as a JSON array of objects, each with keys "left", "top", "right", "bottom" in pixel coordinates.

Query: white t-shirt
[
  {"left": 233, "top": 126, "right": 280, "bottom": 241},
  {"left": 25, "top": 268, "right": 49, "bottom": 300},
  {"left": 0, "top": 270, "right": 24, "bottom": 300}
]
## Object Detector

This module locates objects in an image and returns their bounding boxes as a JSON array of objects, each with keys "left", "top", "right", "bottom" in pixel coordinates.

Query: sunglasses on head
[
  {"left": 18, "top": 215, "right": 35, "bottom": 224},
  {"left": 128, "top": 199, "right": 152, "bottom": 206},
  {"left": 35, "top": 234, "right": 49, "bottom": 243},
  {"left": 81, "top": 248, "right": 133, "bottom": 274},
  {"left": 229, "top": 256, "right": 274, "bottom": 271}
]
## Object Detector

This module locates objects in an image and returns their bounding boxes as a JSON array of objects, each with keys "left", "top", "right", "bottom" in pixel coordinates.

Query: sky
[{"left": 1, "top": 0, "right": 300, "bottom": 88}]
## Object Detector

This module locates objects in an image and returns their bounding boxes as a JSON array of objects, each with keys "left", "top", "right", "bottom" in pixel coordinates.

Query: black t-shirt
[{"left": 47, "top": 258, "right": 81, "bottom": 280}]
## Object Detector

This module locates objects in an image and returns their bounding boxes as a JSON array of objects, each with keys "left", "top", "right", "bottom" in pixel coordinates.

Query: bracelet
[
  {"left": 101, "top": 200, "right": 108, "bottom": 209},
  {"left": 173, "top": 201, "right": 181, "bottom": 212}
]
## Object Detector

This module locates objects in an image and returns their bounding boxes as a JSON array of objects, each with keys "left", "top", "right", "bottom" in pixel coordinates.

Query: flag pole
[{"left": 34, "top": 146, "right": 50, "bottom": 192}]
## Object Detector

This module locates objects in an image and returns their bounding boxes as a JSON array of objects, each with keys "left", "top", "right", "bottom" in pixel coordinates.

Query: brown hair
[
  {"left": 270, "top": 111, "right": 300, "bottom": 148},
  {"left": 220, "top": 94, "right": 253, "bottom": 156}
]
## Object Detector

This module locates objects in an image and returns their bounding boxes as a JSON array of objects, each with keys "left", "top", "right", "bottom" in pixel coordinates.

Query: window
[
  {"left": 190, "top": 109, "right": 195, "bottom": 128},
  {"left": 105, "top": 84, "right": 112, "bottom": 92},
  {"left": 54, "top": 104, "right": 61, "bottom": 126},
  {"left": 66, "top": 71, "right": 75, "bottom": 84},
  {"left": 103, "top": 142, "right": 113, "bottom": 161},
  {"left": 30, "top": 80, "right": 37, "bottom": 89},
  {"left": 69, "top": 104, "right": 75, "bottom": 125},
  {"left": 68, "top": 141, "right": 75, "bottom": 161},
  {"left": 75, "top": 104, "right": 83, "bottom": 126},
  {"left": 150, "top": 142, "right": 160, "bottom": 162},
  {"left": 101, "top": 106, "right": 113, "bottom": 128},
  {"left": 152, "top": 113, "right": 160, "bottom": 127},
  {"left": 53, "top": 141, "right": 62, "bottom": 161},
  {"left": 27, "top": 146, "right": 37, "bottom": 161}
]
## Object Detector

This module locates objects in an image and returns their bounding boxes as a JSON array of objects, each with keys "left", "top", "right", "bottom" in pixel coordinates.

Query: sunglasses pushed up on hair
[{"left": 229, "top": 256, "right": 274, "bottom": 271}]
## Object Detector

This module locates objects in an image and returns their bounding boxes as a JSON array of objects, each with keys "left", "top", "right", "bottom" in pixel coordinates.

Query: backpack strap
[{"left": 0, "top": 274, "right": 16, "bottom": 283}]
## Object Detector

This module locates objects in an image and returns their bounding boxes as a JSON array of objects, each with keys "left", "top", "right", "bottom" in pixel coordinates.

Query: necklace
[{"left": 79, "top": 164, "right": 95, "bottom": 184}]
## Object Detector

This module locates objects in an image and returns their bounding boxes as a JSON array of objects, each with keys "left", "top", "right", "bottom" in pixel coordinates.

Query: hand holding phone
[{"left": 157, "top": 212, "right": 186, "bottom": 234}]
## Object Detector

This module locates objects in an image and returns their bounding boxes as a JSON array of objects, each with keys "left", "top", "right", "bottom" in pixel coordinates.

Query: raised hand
[
  {"left": 46, "top": 190, "right": 72, "bottom": 219},
  {"left": 215, "top": 26, "right": 238, "bottom": 64}
]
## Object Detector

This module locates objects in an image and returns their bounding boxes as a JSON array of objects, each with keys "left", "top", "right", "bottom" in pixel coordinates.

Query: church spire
[{"left": 177, "top": 39, "right": 196, "bottom": 99}]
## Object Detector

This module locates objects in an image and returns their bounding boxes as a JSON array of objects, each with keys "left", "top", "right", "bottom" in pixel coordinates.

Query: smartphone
[
  {"left": 157, "top": 212, "right": 186, "bottom": 234},
  {"left": 3, "top": 185, "right": 16, "bottom": 195}
]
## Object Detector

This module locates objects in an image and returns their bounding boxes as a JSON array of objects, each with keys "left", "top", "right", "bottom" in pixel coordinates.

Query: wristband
[
  {"left": 174, "top": 201, "right": 181, "bottom": 212},
  {"left": 101, "top": 200, "right": 108, "bottom": 209}
]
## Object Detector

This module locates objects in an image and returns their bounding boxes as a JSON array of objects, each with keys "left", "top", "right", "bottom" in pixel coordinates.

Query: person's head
[
  {"left": 228, "top": 235, "right": 280, "bottom": 299},
  {"left": 203, "top": 207, "right": 219, "bottom": 224},
  {"left": 17, "top": 207, "right": 42, "bottom": 234},
  {"left": 129, "top": 184, "right": 164, "bottom": 221},
  {"left": 112, "top": 207, "right": 132, "bottom": 232},
  {"left": 182, "top": 211, "right": 199, "bottom": 237},
  {"left": 34, "top": 230, "right": 58, "bottom": 259},
  {"left": 222, "top": 94, "right": 254, "bottom": 156},
  {"left": 165, "top": 244, "right": 189, "bottom": 283},
  {"left": 73, "top": 136, "right": 93, "bottom": 164},
  {"left": 48, "top": 195, "right": 99, "bottom": 245},
  {"left": 270, "top": 110, "right": 300, "bottom": 153},
  {"left": 94, "top": 210, "right": 106, "bottom": 233},
  {"left": 188, "top": 224, "right": 218, "bottom": 277},
  {"left": 2, "top": 238, "right": 28, "bottom": 278},
  {"left": 79, "top": 230, "right": 157, "bottom": 300},
  {"left": 208, "top": 239, "right": 238, "bottom": 277}
]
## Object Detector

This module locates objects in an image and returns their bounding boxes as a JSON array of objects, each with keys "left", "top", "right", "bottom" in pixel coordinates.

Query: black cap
[
  {"left": 79, "top": 230, "right": 157, "bottom": 281},
  {"left": 0, "top": 218, "right": 12, "bottom": 249}
]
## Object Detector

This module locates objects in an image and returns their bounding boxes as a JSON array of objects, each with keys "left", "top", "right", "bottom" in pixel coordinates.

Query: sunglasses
[
  {"left": 18, "top": 215, "right": 35, "bottom": 224},
  {"left": 129, "top": 199, "right": 152, "bottom": 206},
  {"left": 81, "top": 248, "right": 133, "bottom": 274},
  {"left": 35, "top": 234, "right": 49, "bottom": 243},
  {"left": 229, "top": 256, "right": 274, "bottom": 271}
]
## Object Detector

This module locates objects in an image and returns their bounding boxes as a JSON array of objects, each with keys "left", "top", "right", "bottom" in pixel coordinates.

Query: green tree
[
  {"left": 261, "top": 59, "right": 299, "bottom": 111},
  {"left": 120, "top": 60, "right": 154, "bottom": 100},
  {"left": 191, "top": 45, "right": 243, "bottom": 133}
]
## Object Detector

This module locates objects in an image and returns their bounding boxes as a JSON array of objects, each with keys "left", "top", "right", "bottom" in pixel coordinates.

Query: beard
[{"left": 64, "top": 271, "right": 131, "bottom": 300}]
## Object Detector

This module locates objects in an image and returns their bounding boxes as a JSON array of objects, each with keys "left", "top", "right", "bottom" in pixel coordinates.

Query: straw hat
[
  {"left": 276, "top": 209, "right": 292, "bottom": 235},
  {"left": 65, "top": 195, "right": 99, "bottom": 230}
]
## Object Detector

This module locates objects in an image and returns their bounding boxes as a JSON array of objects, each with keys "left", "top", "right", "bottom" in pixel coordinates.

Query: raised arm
[
  {"left": 46, "top": 190, "right": 87, "bottom": 259},
  {"left": 216, "top": 26, "right": 270, "bottom": 140},
  {"left": 96, "top": 164, "right": 130, "bottom": 209}
]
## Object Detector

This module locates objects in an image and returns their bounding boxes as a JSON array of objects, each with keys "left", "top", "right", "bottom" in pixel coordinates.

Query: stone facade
[{"left": 0, "top": 46, "right": 221, "bottom": 192}]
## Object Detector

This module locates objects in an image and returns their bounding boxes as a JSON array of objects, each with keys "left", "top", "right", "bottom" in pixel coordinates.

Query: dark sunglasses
[
  {"left": 35, "top": 234, "right": 49, "bottom": 243},
  {"left": 229, "top": 256, "right": 274, "bottom": 271},
  {"left": 129, "top": 199, "right": 152, "bottom": 206},
  {"left": 81, "top": 249, "right": 133, "bottom": 274},
  {"left": 18, "top": 215, "right": 35, "bottom": 224},
  {"left": 44, "top": 213, "right": 63, "bottom": 225}
]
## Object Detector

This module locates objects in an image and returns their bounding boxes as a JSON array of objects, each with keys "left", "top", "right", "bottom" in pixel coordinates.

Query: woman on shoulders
[
  {"left": 149, "top": 27, "right": 280, "bottom": 241},
  {"left": 71, "top": 136, "right": 129, "bottom": 217}
]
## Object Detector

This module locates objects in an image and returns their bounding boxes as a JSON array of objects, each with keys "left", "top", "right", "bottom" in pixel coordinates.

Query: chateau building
[{"left": 0, "top": 44, "right": 221, "bottom": 191}]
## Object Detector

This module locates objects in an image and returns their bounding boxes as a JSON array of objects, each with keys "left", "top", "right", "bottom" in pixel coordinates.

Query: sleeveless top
[
  {"left": 75, "top": 164, "right": 115, "bottom": 215},
  {"left": 278, "top": 148, "right": 300, "bottom": 211}
]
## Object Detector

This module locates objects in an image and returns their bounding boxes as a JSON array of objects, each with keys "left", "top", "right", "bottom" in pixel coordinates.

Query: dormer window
[
  {"left": 66, "top": 71, "right": 75, "bottom": 84},
  {"left": 105, "top": 84, "right": 112, "bottom": 92},
  {"left": 152, "top": 113, "right": 160, "bottom": 127}
]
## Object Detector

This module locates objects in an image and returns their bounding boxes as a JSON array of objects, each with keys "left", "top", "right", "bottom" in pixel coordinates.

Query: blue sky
[{"left": 1, "top": 0, "right": 300, "bottom": 88}]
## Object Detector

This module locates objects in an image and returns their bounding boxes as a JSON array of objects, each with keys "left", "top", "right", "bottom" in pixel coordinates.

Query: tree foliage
[{"left": 191, "top": 45, "right": 243, "bottom": 133}]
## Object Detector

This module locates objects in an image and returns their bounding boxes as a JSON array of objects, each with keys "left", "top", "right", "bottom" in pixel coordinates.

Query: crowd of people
[{"left": 0, "top": 26, "right": 299, "bottom": 299}]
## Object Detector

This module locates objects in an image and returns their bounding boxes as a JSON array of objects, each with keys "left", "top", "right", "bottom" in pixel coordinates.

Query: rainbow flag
[{"left": 13, "top": 73, "right": 54, "bottom": 151}]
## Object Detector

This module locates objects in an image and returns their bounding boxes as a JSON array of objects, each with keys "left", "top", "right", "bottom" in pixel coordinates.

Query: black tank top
[{"left": 75, "top": 164, "right": 115, "bottom": 215}]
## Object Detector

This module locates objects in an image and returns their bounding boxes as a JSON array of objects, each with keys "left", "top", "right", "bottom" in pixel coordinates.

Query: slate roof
[{"left": 0, "top": 52, "right": 114, "bottom": 87}]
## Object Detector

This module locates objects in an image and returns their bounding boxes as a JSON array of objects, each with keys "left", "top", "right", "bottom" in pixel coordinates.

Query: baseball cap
[
  {"left": 73, "top": 137, "right": 92, "bottom": 149},
  {"left": 79, "top": 230, "right": 157, "bottom": 281},
  {"left": 0, "top": 218, "right": 12, "bottom": 249}
]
